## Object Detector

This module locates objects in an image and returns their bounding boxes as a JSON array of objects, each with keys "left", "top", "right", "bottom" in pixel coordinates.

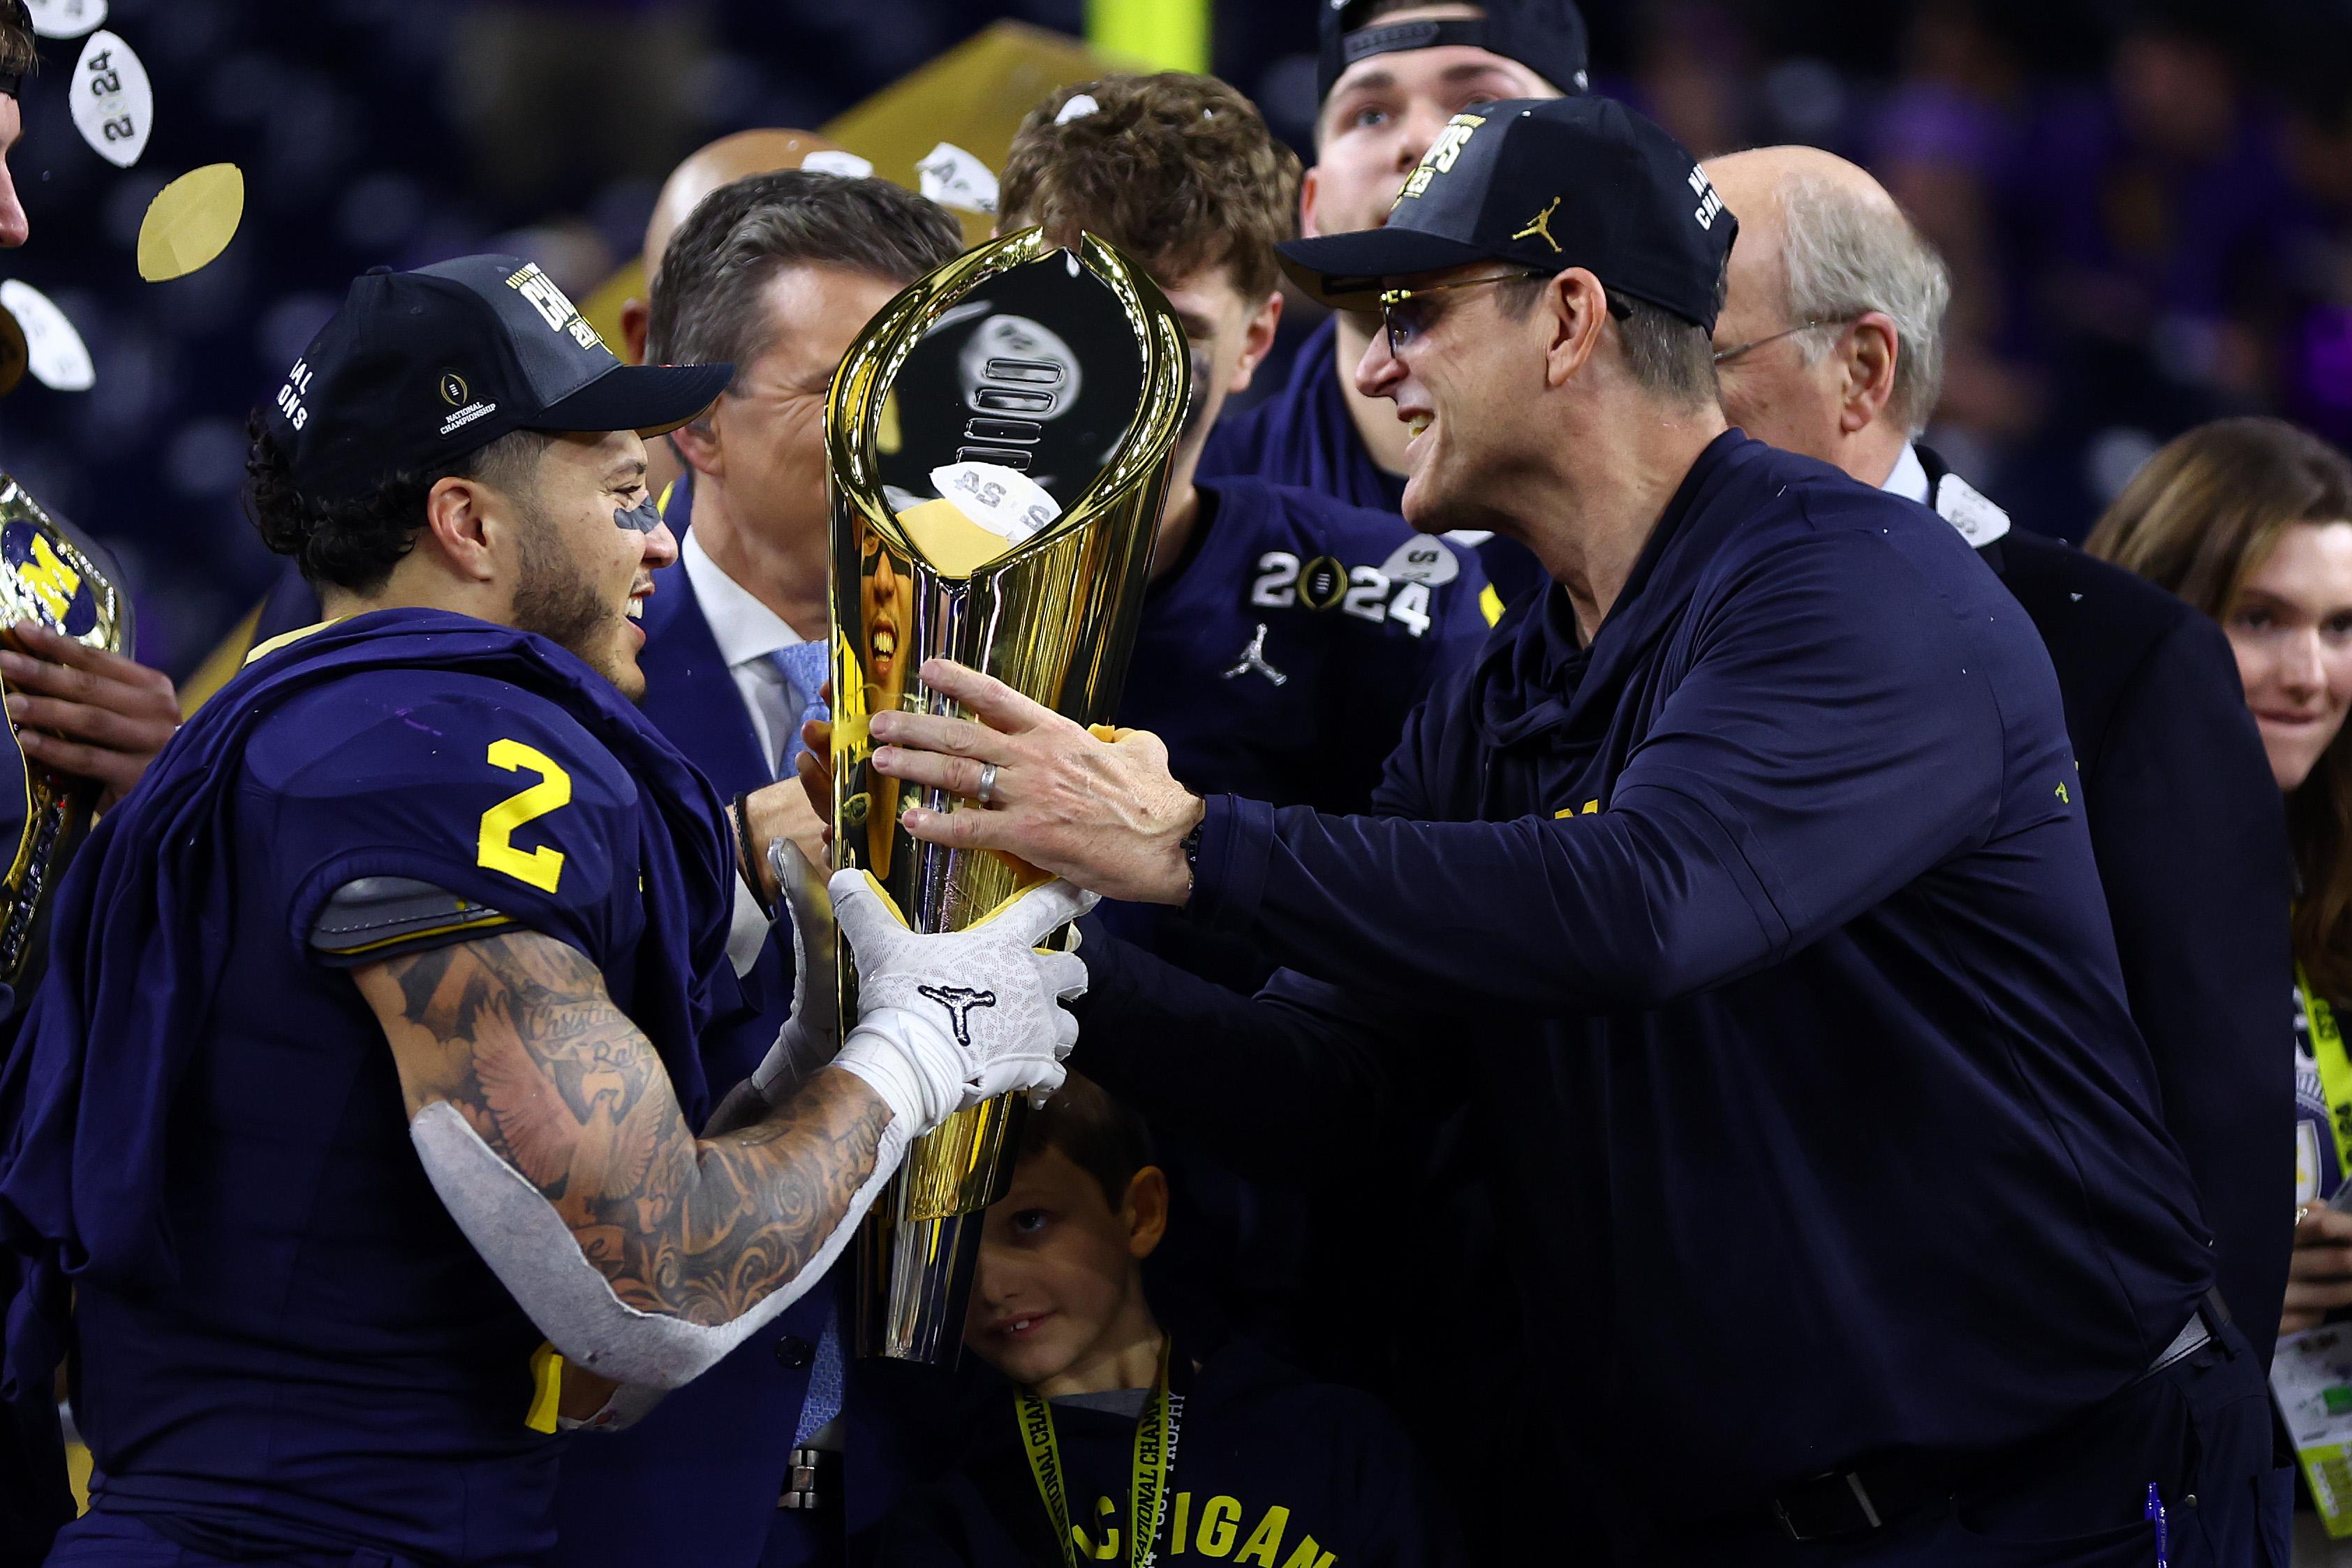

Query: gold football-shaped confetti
[{"left": 137, "top": 163, "right": 245, "bottom": 282}]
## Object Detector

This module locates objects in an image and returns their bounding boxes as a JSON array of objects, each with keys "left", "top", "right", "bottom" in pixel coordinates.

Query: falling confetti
[
  {"left": 915, "top": 142, "right": 998, "bottom": 216},
  {"left": 0, "top": 282, "right": 92, "bottom": 390},
  {"left": 68, "top": 29, "right": 150, "bottom": 168},
  {"left": 137, "top": 163, "right": 244, "bottom": 282},
  {"left": 801, "top": 149, "right": 875, "bottom": 179},
  {"left": 23, "top": 0, "right": 104, "bottom": 40}
]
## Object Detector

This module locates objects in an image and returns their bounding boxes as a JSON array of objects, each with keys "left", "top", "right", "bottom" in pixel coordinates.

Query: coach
[{"left": 859, "top": 98, "right": 2270, "bottom": 1564}]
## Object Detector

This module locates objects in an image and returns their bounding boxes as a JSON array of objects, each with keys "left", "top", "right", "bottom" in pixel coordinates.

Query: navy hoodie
[
  {"left": 1077, "top": 431, "right": 2215, "bottom": 1550},
  {"left": 876, "top": 1337, "right": 1465, "bottom": 1568}
]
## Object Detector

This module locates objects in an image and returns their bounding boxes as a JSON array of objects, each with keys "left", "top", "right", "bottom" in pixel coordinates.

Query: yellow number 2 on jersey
[{"left": 478, "top": 739, "right": 571, "bottom": 894}]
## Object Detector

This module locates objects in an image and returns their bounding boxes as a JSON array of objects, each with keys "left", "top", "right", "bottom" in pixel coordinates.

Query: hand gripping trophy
[{"left": 824, "top": 228, "right": 1188, "bottom": 1362}]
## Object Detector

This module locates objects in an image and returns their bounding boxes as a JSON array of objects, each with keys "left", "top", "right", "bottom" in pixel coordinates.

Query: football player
[{"left": 0, "top": 256, "right": 1090, "bottom": 1566}]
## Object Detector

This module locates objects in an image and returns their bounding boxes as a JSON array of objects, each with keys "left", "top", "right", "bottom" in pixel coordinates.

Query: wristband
[{"left": 730, "top": 793, "right": 776, "bottom": 921}]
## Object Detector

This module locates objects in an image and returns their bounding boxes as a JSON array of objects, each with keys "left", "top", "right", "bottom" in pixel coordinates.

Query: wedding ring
[{"left": 977, "top": 762, "right": 998, "bottom": 806}]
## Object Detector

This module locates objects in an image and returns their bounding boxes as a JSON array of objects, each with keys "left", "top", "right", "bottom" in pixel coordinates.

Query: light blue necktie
[
  {"left": 765, "top": 642, "right": 829, "bottom": 782},
  {"left": 765, "top": 638, "right": 845, "bottom": 1447}
]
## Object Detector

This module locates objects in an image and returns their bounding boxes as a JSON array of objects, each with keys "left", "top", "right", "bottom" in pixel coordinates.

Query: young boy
[{"left": 878, "top": 1077, "right": 1463, "bottom": 1567}]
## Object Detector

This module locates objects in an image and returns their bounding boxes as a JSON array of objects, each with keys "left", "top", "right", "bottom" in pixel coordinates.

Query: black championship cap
[
  {"left": 266, "top": 254, "right": 732, "bottom": 503},
  {"left": 1317, "top": 0, "right": 1590, "bottom": 104},
  {"left": 1276, "top": 96, "right": 1736, "bottom": 330}
]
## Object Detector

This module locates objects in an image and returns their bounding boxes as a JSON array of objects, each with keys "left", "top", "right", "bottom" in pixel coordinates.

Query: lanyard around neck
[
  {"left": 1016, "top": 1336, "right": 1185, "bottom": 1568},
  {"left": 2303, "top": 963, "right": 2352, "bottom": 1180}
]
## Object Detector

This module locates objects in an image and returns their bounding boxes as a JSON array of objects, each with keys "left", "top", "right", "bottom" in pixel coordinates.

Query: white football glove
[{"left": 830, "top": 869, "right": 1094, "bottom": 1139}]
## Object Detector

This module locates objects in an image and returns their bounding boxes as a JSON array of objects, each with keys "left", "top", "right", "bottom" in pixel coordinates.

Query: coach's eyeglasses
[
  {"left": 1712, "top": 316, "right": 1859, "bottom": 366},
  {"left": 1377, "top": 271, "right": 1628, "bottom": 359}
]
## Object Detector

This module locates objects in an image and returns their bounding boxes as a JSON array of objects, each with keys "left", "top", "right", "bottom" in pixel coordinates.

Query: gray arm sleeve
[{"left": 408, "top": 1100, "right": 908, "bottom": 1389}]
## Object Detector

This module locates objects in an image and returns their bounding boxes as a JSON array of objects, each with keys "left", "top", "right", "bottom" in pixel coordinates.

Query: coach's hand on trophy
[
  {"left": 867, "top": 658, "right": 1205, "bottom": 905},
  {"left": 0, "top": 621, "right": 180, "bottom": 808}
]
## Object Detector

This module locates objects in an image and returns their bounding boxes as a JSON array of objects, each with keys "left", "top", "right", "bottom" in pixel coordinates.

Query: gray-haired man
[{"left": 1706, "top": 147, "right": 2295, "bottom": 1393}]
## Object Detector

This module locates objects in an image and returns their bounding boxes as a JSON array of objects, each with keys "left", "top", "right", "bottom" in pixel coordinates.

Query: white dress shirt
[
  {"left": 679, "top": 528, "right": 814, "bottom": 776},
  {"left": 1879, "top": 441, "right": 2010, "bottom": 546},
  {"left": 1881, "top": 441, "right": 1932, "bottom": 505}
]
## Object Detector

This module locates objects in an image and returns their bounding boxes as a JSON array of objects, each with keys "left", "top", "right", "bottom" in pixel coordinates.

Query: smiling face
[
  {"left": 964, "top": 1146, "right": 1167, "bottom": 1392},
  {"left": 1306, "top": 7, "right": 1557, "bottom": 242},
  {"left": 2226, "top": 520, "right": 2352, "bottom": 792},
  {"left": 501, "top": 429, "right": 676, "bottom": 702},
  {"left": 1352, "top": 262, "right": 1558, "bottom": 534}
]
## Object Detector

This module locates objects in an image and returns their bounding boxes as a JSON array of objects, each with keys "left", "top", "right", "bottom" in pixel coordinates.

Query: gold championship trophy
[
  {"left": 826, "top": 228, "right": 1189, "bottom": 1363},
  {"left": 0, "top": 476, "right": 131, "bottom": 992}
]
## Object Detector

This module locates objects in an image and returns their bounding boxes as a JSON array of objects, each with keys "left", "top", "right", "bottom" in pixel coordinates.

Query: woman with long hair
[{"left": 2087, "top": 415, "right": 2352, "bottom": 1342}]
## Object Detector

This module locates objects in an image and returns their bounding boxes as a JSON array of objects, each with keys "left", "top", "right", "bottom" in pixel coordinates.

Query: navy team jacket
[
  {"left": 1921, "top": 445, "right": 2295, "bottom": 1370},
  {"left": 876, "top": 1336, "right": 1465, "bottom": 1568},
  {"left": 1077, "top": 431, "right": 2216, "bottom": 1550}
]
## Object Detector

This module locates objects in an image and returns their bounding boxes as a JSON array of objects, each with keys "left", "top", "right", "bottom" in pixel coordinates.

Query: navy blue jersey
[
  {"left": 0, "top": 610, "right": 731, "bottom": 1563},
  {"left": 878, "top": 1338, "right": 1464, "bottom": 1568},
  {"left": 1200, "top": 319, "right": 1546, "bottom": 605},
  {"left": 1090, "top": 434, "right": 2216, "bottom": 1548},
  {"left": 1108, "top": 475, "right": 1490, "bottom": 991}
]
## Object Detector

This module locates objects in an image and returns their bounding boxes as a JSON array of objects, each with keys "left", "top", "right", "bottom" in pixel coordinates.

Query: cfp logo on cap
[
  {"left": 438, "top": 371, "right": 468, "bottom": 406},
  {"left": 1395, "top": 112, "right": 1486, "bottom": 205},
  {"left": 505, "top": 262, "right": 607, "bottom": 353},
  {"left": 1686, "top": 165, "right": 1726, "bottom": 230}
]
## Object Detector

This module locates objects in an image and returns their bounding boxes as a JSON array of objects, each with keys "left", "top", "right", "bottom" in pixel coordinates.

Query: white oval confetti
[
  {"left": 24, "top": 0, "right": 105, "bottom": 40},
  {"left": 799, "top": 149, "right": 874, "bottom": 180},
  {"left": 1380, "top": 535, "right": 1460, "bottom": 586},
  {"left": 0, "top": 282, "right": 92, "bottom": 390},
  {"left": 1053, "top": 94, "right": 1099, "bottom": 124},
  {"left": 915, "top": 142, "right": 998, "bottom": 216},
  {"left": 929, "top": 461, "right": 1060, "bottom": 545},
  {"left": 68, "top": 30, "right": 150, "bottom": 168}
]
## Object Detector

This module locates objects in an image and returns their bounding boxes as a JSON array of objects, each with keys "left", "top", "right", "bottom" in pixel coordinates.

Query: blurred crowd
[{"left": 0, "top": 0, "right": 2343, "bottom": 676}]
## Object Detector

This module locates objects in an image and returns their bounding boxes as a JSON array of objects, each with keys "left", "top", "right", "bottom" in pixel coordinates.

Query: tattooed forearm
[{"left": 356, "top": 931, "right": 891, "bottom": 1324}]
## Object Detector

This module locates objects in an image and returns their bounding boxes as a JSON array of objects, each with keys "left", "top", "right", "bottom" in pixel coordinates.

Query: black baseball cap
[
  {"left": 1317, "top": 0, "right": 1590, "bottom": 105},
  {"left": 267, "top": 254, "right": 733, "bottom": 503},
  {"left": 1276, "top": 96, "right": 1736, "bottom": 330}
]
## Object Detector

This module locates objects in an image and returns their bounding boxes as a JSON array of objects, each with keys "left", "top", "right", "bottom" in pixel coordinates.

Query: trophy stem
[{"left": 854, "top": 1090, "right": 1032, "bottom": 1363}]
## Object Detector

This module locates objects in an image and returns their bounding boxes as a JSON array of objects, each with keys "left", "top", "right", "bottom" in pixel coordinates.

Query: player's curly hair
[
  {"left": 999, "top": 73, "right": 1301, "bottom": 302},
  {"left": 244, "top": 411, "right": 549, "bottom": 593}
]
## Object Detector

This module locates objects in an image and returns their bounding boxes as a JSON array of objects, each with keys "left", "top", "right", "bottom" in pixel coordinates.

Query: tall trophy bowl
[{"left": 825, "top": 228, "right": 1190, "bottom": 1363}]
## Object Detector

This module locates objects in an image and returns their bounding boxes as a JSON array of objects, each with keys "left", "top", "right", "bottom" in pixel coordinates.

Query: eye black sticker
[{"left": 614, "top": 496, "right": 663, "bottom": 535}]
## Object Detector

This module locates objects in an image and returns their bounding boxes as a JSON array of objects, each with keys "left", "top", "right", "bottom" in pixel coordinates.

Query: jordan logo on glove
[{"left": 915, "top": 984, "right": 998, "bottom": 1049}]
